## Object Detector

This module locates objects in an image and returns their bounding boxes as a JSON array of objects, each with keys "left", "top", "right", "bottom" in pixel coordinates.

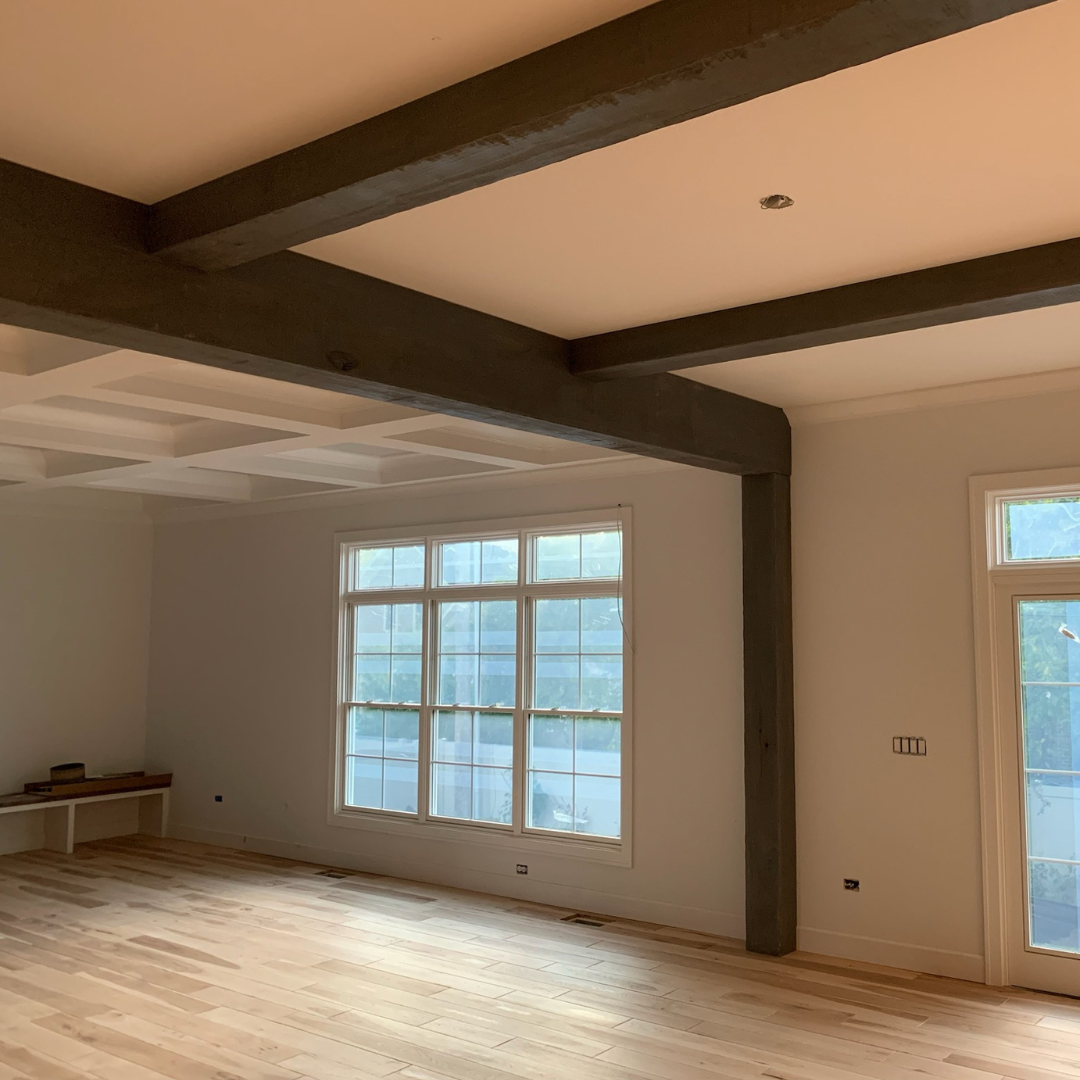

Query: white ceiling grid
[{"left": 0, "top": 327, "right": 621, "bottom": 518}]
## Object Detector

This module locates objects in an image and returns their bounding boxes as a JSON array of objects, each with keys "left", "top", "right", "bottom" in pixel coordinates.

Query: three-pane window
[{"left": 337, "top": 525, "right": 626, "bottom": 843}]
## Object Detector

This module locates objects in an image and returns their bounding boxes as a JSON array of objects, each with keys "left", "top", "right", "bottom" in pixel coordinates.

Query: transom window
[
  {"left": 1002, "top": 495, "right": 1080, "bottom": 563},
  {"left": 334, "top": 516, "right": 629, "bottom": 849}
]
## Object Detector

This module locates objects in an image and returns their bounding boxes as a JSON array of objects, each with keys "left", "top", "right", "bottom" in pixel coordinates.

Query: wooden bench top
[{"left": 0, "top": 784, "right": 171, "bottom": 816}]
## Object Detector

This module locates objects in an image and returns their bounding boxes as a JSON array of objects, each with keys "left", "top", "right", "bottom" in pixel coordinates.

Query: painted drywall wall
[
  {"left": 145, "top": 465, "right": 747, "bottom": 936},
  {"left": 793, "top": 385, "right": 1080, "bottom": 980},
  {"left": 0, "top": 513, "right": 153, "bottom": 854}
]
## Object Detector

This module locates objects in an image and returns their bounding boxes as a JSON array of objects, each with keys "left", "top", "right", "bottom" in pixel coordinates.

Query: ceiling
[
  {"left": 0, "top": 326, "right": 622, "bottom": 519},
  {"left": 682, "top": 300, "right": 1080, "bottom": 408},
  {"left": 297, "top": 1, "right": 1080, "bottom": 337},
  {"left": 0, "top": 0, "right": 649, "bottom": 202},
  {"left": 1, "top": 0, "right": 1079, "bottom": 462}
]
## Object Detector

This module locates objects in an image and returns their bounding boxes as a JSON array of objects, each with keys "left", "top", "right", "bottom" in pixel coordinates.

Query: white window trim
[
  {"left": 327, "top": 507, "right": 634, "bottom": 867},
  {"left": 969, "top": 465, "right": 1080, "bottom": 985}
]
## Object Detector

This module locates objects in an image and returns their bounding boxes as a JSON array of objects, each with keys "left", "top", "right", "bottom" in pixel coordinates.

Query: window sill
[{"left": 328, "top": 805, "right": 632, "bottom": 867}]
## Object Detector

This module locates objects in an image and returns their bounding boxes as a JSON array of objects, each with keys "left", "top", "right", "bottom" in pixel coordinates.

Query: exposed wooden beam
[
  {"left": 0, "top": 161, "right": 789, "bottom": 476},
  {"left": 147, "top": 0, "right": 1049, "bottom": 270},
  {"left": 571, "top": 236, "right": 1080, "bottom": 379},
  {"left": 742, "top": 472, "right": 796, "bottom": 956}
]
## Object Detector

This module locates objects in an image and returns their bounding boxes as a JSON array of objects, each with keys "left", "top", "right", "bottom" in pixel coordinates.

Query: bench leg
[
  {"left": 138, "top": 790, "right": 169, "bottom": 839},
  {"left": 42, "top": 804, "right": 75, "bottom": 854}
]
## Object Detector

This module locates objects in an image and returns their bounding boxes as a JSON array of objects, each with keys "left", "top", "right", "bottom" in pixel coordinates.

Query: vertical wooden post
[{"left": 742, "top": 473, "right": 796, "bottom": 955}]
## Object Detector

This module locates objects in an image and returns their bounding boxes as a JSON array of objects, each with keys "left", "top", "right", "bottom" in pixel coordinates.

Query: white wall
[
  {"left": 793, "top": 385, "right": 1080, "bottom": 980},
  {"left": 0, "top": 513, "right": 153, "bottom": 853},
  {"left": 145, "top": 465, "right": 747, "bottom": 936},
  {"left": 144, "top": 384, "right": 1080, "bottom": 976}
]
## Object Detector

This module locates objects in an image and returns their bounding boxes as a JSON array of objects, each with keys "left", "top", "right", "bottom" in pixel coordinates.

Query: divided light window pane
[
  {"left": 528, "top": 586, "right": 623, "bottom": 839},
  {"left": 351, "top": 603, "right": 423, "bottom": 703},
  {"left": 1005, "top": 497, "right": 1080, "bottom": 562},
  {"left": 351, "top": 543, "right": 425, "bottom": 590},
  {"left": 533, "top": 529, "right": 621, "bottom": 581},
  {"left": 527, "top": 716, "right": 620, "bottom": 837},
  {"left": 431, "top": 710, "right": 513, "bottom": 824},
  {"left": 533, "top": 596, "right": 622, "bottom": 711},
  {"left": 436, "top": 600, "right": 516, "bottom": 707},
  {"left": 345, "top": 706, "right": 419, "bottom": 814},
  {"left": 438, "top": 537, "right": 518, "bottom": 585}
]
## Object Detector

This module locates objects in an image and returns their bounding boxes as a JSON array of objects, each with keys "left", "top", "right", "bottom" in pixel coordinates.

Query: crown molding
[{"left": 787, "top": 364, "right": 1080, "bottom": 426}]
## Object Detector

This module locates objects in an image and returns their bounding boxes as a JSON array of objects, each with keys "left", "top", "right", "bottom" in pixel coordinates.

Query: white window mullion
[
  {"left": 419, "top": 537, "right": 434, "bottom": 823},
  {"left": 514, "top": 525, "right": 527, "bottom": 835},
  {"left": 417, "top": 596, "right": 433, "bottom": 823},
  {"left": 513, "top": 592, "right": 529, "bottom": 835},
  {"left": 336, "top": 597, "right": 354, "bottom": 813}
]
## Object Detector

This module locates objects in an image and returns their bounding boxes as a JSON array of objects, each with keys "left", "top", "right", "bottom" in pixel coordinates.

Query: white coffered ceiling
[{"left": 0, "top": 327, "right": 622, "bottom": 519}]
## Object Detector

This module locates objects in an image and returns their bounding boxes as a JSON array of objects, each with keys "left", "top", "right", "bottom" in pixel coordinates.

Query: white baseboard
[
  {"left": 798, "top": 926, "right": 985, "bottom": 982},
  {"left": 169, "top": 823, "right": 745, "bottom": 940}
]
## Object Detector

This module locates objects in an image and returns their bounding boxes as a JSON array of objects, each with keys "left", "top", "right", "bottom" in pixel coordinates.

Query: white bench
[{"left": 0, "top": 786, "right": 170, "bottom": 854}]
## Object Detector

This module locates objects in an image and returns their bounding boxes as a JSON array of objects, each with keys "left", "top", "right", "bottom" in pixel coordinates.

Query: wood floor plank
[{"left": 2, "top": 837, "right": 1080, "bottom": 1080}]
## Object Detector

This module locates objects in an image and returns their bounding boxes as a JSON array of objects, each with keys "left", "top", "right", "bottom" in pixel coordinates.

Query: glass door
[{"left": 1002, "top": 593, "right": 1080, "bottom": 993}]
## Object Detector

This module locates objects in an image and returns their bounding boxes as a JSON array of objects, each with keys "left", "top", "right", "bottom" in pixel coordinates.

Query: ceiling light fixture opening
[{"left": 759, "top": 193, "right": 795, "bottom": 210}]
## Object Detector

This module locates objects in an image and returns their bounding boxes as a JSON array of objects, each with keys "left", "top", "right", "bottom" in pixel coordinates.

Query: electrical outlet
[
  {"left": 214, "top": 795, "right": 223, "bottom": 803},
  {"left": 844, "top": 878, "right": 860, "bottom": 891},
  {"left": 516, "top": 864, "right": 528, "bottom": 875}
]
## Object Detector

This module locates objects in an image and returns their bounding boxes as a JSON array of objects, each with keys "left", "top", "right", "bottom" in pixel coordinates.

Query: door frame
[{"left": 970, "top": 465, "right": 1080, "bottom": 986}]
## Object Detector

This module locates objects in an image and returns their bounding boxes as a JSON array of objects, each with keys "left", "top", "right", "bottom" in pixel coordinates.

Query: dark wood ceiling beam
[
  {"left": 147, "top": 0, "right": 1050, "bottom": 270},
  {"left": 0, "top": 161, "right": 789, "bottom": 476},
  {"left": 570, "top": 237, "right": 1080, "bottom": 379}
]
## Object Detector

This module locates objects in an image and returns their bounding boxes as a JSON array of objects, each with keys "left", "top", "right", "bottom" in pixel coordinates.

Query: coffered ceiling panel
[{"left": 0, "top": 338, "right": 623, "bottom": 517}]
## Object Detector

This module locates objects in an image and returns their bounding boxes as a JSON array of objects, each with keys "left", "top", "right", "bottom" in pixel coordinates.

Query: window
[
  {"left": 972, "top": 470, "right": 1080, "bottom": 986},
  {"left": 1003, "top": 496, "right": 1080, "bottom": 563},
  {"left": 333, "top": 515, "right": 629, "bottom": 855}
]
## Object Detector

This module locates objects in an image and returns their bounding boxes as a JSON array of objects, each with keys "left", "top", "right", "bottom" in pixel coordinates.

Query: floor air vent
[
  {"left": 316, "top": 869, "right": 350, "bottom": 879},
  {"left": 562, "top": 914, "right": 609, "bottom": 928}
]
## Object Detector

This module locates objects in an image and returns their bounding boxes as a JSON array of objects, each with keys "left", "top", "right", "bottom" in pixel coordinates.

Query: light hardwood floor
[{"left": 1, "top": 838, "right": 1080, "bottom": 1080}]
